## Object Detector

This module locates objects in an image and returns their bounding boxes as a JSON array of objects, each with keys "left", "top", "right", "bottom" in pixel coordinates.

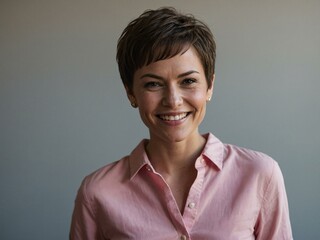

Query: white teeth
[{"left": 159, "top": 113, "right": 188, "bottom": 121}]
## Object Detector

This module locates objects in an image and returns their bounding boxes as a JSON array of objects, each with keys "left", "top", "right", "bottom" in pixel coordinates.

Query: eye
[
  {"left": 181, "top": 78, "right": 196, "bottom": 85},
  {"left": 144, "top": 81, "right": 162, "bottom": 89}
]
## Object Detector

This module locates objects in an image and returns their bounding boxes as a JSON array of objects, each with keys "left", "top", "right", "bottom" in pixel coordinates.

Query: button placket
[{"left": 182, "top": 158, "right": 206, "bottom": 231}]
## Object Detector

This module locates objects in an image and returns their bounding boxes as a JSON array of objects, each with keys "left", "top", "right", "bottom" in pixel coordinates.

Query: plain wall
[{"left": 1, "top": 0, "right": 319, "bottom": 239}]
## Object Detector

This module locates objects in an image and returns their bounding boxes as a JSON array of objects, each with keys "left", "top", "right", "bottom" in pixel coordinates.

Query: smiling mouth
[{"left": 157, "top": 112, "right": 189, "bottom": 121}]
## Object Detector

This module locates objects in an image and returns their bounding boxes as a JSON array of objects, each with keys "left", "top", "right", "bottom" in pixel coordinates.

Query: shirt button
[
  {"left": 188, "top": 202, "right": 195, "bottom": 209},
  {"left": 180, "top": 235, "right": 187, "bottom": 240},
  {"left": 146, "top": 166, "right": 151, "bottom": 171}
]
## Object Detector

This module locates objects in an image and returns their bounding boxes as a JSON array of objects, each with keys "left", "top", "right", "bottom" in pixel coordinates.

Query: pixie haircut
[{"left": 116, "top": 7, "right": 216, "bottom": 92}]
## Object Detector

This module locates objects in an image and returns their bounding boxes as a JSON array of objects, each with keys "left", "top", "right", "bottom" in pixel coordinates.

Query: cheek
[
  {"left": 136, "top": 92, "right": 160, "bottom": 112},
  {"left": 189, "top": 90, "right": 208, "bottom": 106}
]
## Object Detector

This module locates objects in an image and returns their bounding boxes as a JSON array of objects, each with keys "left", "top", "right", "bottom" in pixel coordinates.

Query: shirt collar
[
  {"left": 201, "top": 133, "right": 224, "bottom": 170},
  {"left": 129, "top": 139, "right": 151, "bottom": 179},
  {"left": 128, "top": 133, "right": 225, "bottom": 179}
]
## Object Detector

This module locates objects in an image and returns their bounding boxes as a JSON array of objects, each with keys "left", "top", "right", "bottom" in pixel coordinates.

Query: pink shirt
[{"left": 70, "top": 133, "right": 293, "bottom": 240}]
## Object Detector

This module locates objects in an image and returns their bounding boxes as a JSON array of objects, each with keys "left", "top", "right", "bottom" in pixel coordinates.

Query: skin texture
[
  {"left": 129, "top": 47, "right": 214, "bottom": 145},
  {"left": 127, "top": 46, "right": 214, "bottom": 212}
]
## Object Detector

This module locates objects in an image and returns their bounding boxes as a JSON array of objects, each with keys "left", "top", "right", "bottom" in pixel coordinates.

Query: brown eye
[
  {"left": 144, "top": 81, "right": 162, "bottom": 89},
  {"left": 182, "top": 78, "right": 196, "bottom": 85}
]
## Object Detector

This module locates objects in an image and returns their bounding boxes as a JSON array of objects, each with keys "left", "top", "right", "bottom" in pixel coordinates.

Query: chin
[{"left": 152, "top": 130, "right": 195, "bottom": 144}]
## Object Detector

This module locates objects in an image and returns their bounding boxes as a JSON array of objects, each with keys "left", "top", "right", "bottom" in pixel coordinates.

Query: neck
[{"left": 146, "top": 133, "right": 206, "bottom": 175}]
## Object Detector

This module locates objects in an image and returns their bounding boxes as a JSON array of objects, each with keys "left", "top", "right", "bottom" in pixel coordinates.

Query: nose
[{"left": 161, "top": 85, "right": 183, "bottom": 108}]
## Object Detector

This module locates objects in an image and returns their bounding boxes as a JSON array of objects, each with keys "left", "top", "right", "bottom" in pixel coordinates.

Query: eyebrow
[{"left": 140, "top": 70, "right": 200, "bottom": 80}]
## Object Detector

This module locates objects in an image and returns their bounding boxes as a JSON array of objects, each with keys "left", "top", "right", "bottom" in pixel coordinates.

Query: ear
[
  {"left": 125, "top": 85, "right": 138, "bottom": 108},
  {"left": 206, "top": 74, "right": 215, "bottom": 101}
]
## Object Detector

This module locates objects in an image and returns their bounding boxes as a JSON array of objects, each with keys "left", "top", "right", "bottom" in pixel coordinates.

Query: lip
[{"left": 156, "top": 112, "right": 191, "bottom": 124}]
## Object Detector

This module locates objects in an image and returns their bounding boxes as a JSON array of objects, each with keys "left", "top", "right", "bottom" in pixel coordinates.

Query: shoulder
[
  {"left": 223, "top": 143, "right": 278, "bottom": 180},
  {"left": 221, "top": 143, "right": 286, "bottom": 200},
  {"left": 225, "top": 144, "right": 274, "bottom": 163},
  {"left": 77, "top": 156, "right": 130, "bottom": 202},
  {"left": 87, "top": 156, "right": 130, "bottom": 182},
  {"left": 76, "top": 139, "right": 148, "bottom": 203}
]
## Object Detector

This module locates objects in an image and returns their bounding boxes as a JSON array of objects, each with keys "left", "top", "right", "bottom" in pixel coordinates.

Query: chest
[
  {"left": 165, "top": 171, "right": 197, "bottom": 214},
  {"left": 98, "top": 167, "right": 261, "bottom": 239}
]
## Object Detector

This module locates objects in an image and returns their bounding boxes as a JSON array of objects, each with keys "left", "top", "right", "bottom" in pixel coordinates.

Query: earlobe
[
  {"left": 128, "top": 94, "right": 138, "bottom": 108},
  {"left": 130, "top": 101, "right": 138, "bottom": 108},
  {"left": 125, "top": 85, "right": 138, "bottom": 108}
]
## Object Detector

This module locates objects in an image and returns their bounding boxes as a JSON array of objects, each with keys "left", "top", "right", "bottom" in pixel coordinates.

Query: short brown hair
[{"left": 116, "top": 7, "right": 216, "bottom": 92}]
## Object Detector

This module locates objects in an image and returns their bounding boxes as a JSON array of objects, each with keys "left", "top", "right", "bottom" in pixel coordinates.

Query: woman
[{"left": 70, "top": 7, "right": 293, "bottom": 240}]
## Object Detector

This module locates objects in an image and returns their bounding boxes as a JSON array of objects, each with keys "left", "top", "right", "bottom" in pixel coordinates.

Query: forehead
[{"left": 134, "top": 46, "right": 204, "bottom": 78}]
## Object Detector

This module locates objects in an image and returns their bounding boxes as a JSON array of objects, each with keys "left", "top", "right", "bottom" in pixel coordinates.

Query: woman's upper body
[
  {"left": 70, "top": 7, "right": 293, "bottom": 239},
  {"left": 70, "top": 133, "right": 293, "bottom": 240}
]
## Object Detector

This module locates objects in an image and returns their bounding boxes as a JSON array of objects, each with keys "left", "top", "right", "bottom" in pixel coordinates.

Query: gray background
[{"left": 1, "top": 0, "right": 319, "bottom": 239}]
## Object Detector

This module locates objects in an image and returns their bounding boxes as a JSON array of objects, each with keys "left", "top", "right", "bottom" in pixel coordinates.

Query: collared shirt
[{"left": 70, "top": 133, "right": 293, "bottom": 240}]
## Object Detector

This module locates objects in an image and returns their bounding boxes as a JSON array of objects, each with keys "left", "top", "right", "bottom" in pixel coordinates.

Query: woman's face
[{"left": 128, "top": 47, "right": 214, "bottom": 144}]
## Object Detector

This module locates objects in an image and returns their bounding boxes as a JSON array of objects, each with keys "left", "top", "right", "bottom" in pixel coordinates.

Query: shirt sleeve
[
  {"left": 254, "top": 161, "right": 293, "bottom": 240},
  {"left": 69, "top": 178, "right": 104, "bottom": 240}
]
